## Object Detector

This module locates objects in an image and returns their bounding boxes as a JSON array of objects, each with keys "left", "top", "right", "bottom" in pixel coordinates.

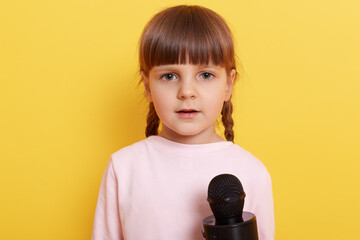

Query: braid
[
  {"left": 145, "top": 102, "right": 160, "bottom": 137},
  {"left": 221, "top": 100, "right": 234, "bottom": 142}
]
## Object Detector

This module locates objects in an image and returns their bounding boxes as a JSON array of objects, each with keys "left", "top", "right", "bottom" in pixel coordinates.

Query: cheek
[
  {"left": 206, "top": 88, "right": 227, "bottom": 114},
  {"left": 207, "top": 85, "right": 227, "bottom": 103},
  {"left": 151, "top": 91, "right": 173, "bottom": 118},
  {"left": 204, "top": 93, "right": 225, "bottom": 115},
  {"left": 154, "top": 100, "right": 169, "bottom": 113}
]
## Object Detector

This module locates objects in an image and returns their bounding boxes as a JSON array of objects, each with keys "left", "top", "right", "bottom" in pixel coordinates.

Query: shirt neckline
[{"left": 146, "top": 135, "right": 233, "bottom": 154}]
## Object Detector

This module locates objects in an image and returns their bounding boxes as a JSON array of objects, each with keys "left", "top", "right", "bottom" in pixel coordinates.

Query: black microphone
[{"left": 202, "top": 174, "right": 259, "bottom": 240}]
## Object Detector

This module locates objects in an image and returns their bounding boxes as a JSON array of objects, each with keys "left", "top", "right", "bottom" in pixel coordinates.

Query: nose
[{"left": 177, "top": 80, "right": 197, "bottom": 100}]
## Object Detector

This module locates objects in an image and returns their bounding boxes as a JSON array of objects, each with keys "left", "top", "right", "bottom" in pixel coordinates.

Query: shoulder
[
  {"left": 226, "top": 143, "right": 271, "bottom": 180},
  {"left": 112, "top": 138, "right": 147, "bottom": 157},
  {"left": 225, "top": 143, "right": 263, "bottom": 166},
  {"left": 107, "top": 138, "right": 157, "bottom": 179},
  {"left": 110, "top": 138, "right": 153, "bottom": 164},
  {"left": 109, "top": 136, "right": 168, "bottom": 168}
]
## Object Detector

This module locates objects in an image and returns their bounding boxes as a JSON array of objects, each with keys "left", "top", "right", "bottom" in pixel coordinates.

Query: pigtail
[
  {"left": 145, "top": 102, "right": 160, "bottom": 137},
  {"left": 221, "top": 100, "right": 234, "bottom": 142}
]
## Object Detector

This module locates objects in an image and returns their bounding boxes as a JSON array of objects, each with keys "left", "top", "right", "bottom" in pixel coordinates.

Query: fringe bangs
[{"left": 139, "top": 5, "right": 235, "bottom": 74}]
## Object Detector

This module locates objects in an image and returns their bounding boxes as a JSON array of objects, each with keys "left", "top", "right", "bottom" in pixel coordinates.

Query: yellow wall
[{"left": 1, "top": 0, "right": 359, "bottom": 239}]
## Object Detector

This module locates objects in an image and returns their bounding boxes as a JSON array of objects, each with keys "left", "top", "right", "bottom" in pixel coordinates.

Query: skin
[{"left": 142, "top": 63, "right": 236, "bottom": 144}]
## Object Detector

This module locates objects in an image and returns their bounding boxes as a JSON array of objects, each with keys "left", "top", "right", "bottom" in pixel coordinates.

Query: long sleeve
[
  {"left": 92, "top": 157, "right": 123, "bottom": 240},
  {"left": 253, "top": 170, "right": 275, "bottom": 240}
]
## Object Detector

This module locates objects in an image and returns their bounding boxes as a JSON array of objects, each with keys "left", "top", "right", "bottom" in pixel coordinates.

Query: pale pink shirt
[{"left": 92, "top": 136, "right": 274, "bottom": 240}]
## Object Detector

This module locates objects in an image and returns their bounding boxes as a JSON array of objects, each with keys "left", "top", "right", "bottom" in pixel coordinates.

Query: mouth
[
  {"left": 176, "top": 109, "right": 199, "bottom": 113},
  {"left": 176, "top": 109, "right": 199, "bottom": 119}
]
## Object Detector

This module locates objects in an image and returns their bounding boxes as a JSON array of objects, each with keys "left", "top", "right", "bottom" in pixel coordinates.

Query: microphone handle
[{"left": 202, "top": 212, "right": 258, "bottom": 240}]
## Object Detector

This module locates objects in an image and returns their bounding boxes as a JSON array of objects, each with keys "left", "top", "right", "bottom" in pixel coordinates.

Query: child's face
[{"left": 142, "top": 63, "right": 235, "bottom": 144}]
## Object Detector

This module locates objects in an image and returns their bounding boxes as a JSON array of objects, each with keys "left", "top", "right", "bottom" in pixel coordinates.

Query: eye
[
  {"left": 200, "top": 72, "right": 214, "bottom": 80},
  {"left": 161, "top": 73, "right": 177, "bottom": 81}
]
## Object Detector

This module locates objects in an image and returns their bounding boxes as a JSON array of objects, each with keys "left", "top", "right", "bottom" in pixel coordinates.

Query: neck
[{"left": 158, "top": 127, "right": 225, "bottom": 145}]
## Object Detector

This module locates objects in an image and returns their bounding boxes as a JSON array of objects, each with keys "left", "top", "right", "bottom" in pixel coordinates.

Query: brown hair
[{"left": 139, "top": 5, "right": 237, "bottom": 141}]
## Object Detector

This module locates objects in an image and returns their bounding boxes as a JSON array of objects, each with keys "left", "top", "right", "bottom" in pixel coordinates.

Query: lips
[
  {"left": 176, "top": 109, "right": 199, "bottom": 119},
  {"left": 176, "top": 109, "right": 198, "bottom": 113}
]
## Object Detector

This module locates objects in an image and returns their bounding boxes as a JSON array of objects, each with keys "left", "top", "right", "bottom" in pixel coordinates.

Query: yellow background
[{"left": 1, "top": 0, "right": 359, "bottom": 239}]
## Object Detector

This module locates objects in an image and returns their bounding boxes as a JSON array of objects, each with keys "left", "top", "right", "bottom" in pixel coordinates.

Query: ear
[
  {"left": 141, "top": 71, "right": 152, "bottom": 102},
  {"left": 224, "top": 69, "right": 236, "bottom": 101}
]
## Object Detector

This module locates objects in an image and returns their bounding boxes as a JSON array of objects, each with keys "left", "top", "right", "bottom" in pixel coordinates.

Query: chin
[
  {"left": 173, "top": 129, "right": 207, "bottom": 138},
  {"left": 163, "top": 123, "right": 213, "bottom": 139}
]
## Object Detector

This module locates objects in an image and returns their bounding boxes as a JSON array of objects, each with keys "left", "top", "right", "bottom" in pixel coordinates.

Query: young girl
[{"left": 92, "top": 5, "right": 274, "bottom": 240}]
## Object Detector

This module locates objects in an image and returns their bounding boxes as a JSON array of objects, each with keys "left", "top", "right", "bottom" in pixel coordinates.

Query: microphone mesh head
[{"left": 207, "top": 174, "right": 245, "bottom": 225}]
